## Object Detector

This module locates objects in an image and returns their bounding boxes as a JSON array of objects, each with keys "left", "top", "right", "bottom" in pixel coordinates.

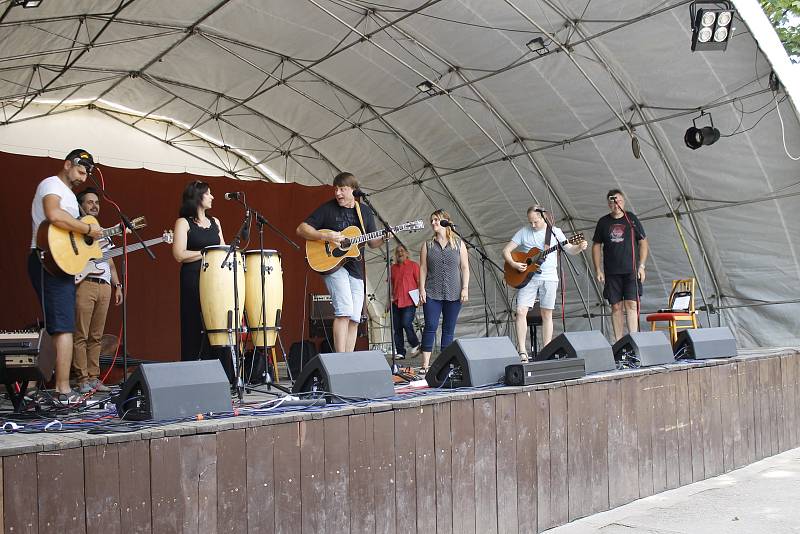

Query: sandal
[
  {"left": 418, "top": 367, "right": 429, "bottom": 375},
  {"left": 54, "top": 390, "right": 83, "bottom": 406},
  {"left": 519, "top": 352, "right": 529, "bottom": 363}
]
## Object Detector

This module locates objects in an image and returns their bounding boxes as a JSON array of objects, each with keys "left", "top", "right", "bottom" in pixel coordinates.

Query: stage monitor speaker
[
  {"left": 114, "top": 360, "right": 231, "bottom": 421},
  {"left": 537, "top": 331, "right": 616, "bottom": 374},
  {"left": 505, "top": 358, "right": 586, "bottom": 386},
  {"left": 674, "top": 327, "right": 737, "bottom": 359},
  {"left": 291, "top": 351, "right": 394, "bottom": 400},
  {"left": 425, "top": 336, "right": 520, "bottom": 388},
  {"left": 612, "top": 331, "right": 675, "bottom": 367}
]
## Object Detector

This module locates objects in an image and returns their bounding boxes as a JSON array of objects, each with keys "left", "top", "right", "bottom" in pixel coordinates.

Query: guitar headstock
[
  {"left": 568, "top": 232, "right": 585, "bottom": 244},
  {"left": 130, "top": 216, "right": 147, "bottom": 230},
  {"left": 163, "top": 229, "right": 175, "bottom": 244},
  {"left": 399, "top": 220, "right": 425, "bottom": 232}
]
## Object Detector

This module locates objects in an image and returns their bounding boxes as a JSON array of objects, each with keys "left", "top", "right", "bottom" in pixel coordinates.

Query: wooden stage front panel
[{"left": 0, "top": 349, "right": 798, "bottom": 533}]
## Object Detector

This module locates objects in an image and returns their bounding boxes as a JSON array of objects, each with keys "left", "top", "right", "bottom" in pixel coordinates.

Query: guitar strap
[{"left": 354, "top": 200, "right": 366, "bottom": 235}]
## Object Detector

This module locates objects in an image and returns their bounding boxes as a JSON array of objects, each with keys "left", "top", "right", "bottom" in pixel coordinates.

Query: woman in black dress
[{"left": 172, "top": 181, "right": 225, "bottom": 361}]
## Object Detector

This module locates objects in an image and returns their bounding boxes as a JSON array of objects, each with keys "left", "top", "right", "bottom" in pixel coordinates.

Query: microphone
[
  {"left": 224, "top": 192, "right": 243, "bottom": 200},
  {"left": 439, "top": 220, "right": 456, "bottom": 228},
  {"left": 353, "top": 190, "right": 367, "bottom": 198}
]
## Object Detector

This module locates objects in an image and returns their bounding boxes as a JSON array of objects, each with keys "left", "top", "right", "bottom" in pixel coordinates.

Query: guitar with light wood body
[
  {"left": 504, "top": 233, "right": 584, "bottom": 289},
  {"left": 36, "top": 215, "right": 146, "bottom": 276},
  {"left": 306, "top": 220, "right": 424, "bottom": 274}
]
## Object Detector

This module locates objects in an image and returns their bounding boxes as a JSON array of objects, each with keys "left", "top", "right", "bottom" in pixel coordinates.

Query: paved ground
[{"left": 545, "top": 447, "right": 800, "bottom": 533}]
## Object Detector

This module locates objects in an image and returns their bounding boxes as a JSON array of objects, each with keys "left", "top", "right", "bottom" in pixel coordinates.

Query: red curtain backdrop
[{"left": 0, "top": 151, "right": 331, "bottom": 361}]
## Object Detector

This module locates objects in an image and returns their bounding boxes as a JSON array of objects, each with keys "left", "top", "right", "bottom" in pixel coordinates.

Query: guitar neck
[
  {"left": 349, "top": 225, "right": 398, "bottom": 245},
  {"left": 104, "top": 237, "right": 164, "bottom": 260},
  {"left": 541, "top": 238, "right": 570, "bottom": 257},
  {"left": 101, "top": 225, "right": 122, "bottom": 239}
]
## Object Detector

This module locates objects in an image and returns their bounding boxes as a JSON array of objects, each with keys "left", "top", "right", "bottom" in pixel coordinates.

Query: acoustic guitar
[
  {"left": 504, "top": 233, "right": 585, "bottom": 289},
  {"left": 74, "top": 229, "right": 173, "bottom": 284},
  {"left": 306, "top": 220, "right": 424, "bottom": 273},
  {"left": 37, "top": 215, "right": 146, "bottom": 276}
]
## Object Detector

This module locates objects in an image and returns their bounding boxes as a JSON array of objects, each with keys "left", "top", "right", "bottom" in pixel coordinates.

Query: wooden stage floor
[{"left": 0, "top": 347, "right": 798, "bottom": 533}]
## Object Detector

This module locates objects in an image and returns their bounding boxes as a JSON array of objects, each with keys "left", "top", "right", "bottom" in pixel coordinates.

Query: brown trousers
[{"left": 73, "top": 280, "right": 111, "bottom": 384}]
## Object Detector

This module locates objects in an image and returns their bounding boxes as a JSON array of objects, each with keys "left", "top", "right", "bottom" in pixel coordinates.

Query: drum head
[
  {"left": 244, "top": 249, "right": 279, "bottom": 256},
  {"left": 203, "top": 245, "right": 236, "bottom": 253}
]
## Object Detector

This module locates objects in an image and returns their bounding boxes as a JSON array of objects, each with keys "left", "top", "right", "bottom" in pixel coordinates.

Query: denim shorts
[
  {"left": 516, "top": 278, "right": 558, "bottom": 309},
  {"left": 323, "top": 268, "right": 365, "bottom": 323},
  {"left": 28, "top": 250, "right": 76, "bottom": 334}
]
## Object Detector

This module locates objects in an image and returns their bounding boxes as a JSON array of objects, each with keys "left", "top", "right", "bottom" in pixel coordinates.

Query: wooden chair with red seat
[{"left": 645, "top": 278, "right": 699, "bottom": 343}]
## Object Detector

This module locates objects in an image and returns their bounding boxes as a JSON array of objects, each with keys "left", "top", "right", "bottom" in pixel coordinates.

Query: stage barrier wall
[
  {"left": 0, "top": 350, "right": 798, "bottom": 533},
  {"left": 0, "top": 151, "right": 331, "bottom": 361}
]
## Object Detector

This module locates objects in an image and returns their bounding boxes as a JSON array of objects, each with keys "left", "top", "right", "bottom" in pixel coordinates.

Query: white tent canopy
[{"left": 2, "top": 0, "right": 799, "bottom": 347}]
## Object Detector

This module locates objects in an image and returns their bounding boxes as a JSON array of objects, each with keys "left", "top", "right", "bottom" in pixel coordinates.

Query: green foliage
[{"left": 760, "top": 0, "right": 800, "bottom": 60}]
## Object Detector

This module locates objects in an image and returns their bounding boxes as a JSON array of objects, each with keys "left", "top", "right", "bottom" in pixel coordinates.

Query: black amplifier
[{"left": 504, "top": 358, "right": 586, "bottom": 386}]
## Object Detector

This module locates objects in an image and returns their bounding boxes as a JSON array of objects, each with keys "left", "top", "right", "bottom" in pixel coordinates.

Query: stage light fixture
[
  {"left": 684, "top": 112, "right": 720, "bottom": 150},
  {"left": 526, "top": 37, "right": 547, "bottom": 56},
  {"left": 690, "top": 2, "right": 734, "bottom": 52},
  {"left": 12, "top": 0, "right": 43, "bottom": 7},
  {"left": 415, "top": 80, "right": 437, "bottom": 96}
]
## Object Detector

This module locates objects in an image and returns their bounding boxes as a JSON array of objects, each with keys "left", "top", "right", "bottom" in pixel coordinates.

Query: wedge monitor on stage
[
  {"left": 674, "top": 327, "right": 737, "bottom": 359},
  {"left": 612, "top": 331, "right": 675, "bottom": 367},
  {"left": 292, "top": 350, "right": 394, "bottom": 400},
  {"left": 537, "top": 331, "right": 616, "bottom": 374},
  {"left": 114, "top": 360, "right": 232, "bottom": 421},
  {"left": 426, "top": 336, "right": 520, "bottom": 388}
]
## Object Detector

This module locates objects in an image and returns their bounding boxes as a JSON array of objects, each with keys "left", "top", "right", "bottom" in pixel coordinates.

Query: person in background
[
  {"left": 72, "top": 187, "right": 122, "bottom": 394},
  {"left": 390, "top": 244, "right": 421, "bottom": 360}
]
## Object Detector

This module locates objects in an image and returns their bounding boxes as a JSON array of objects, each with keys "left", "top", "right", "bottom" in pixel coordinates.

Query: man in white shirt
[
  {"left": 28, "top": 149, "right": 102, "bottom": 403},
  {"left": 503, "top": 206, "right": 587, "bottom": 361},
  {"left": 73, "top": 187, "right": 122, "bottom": 394}
]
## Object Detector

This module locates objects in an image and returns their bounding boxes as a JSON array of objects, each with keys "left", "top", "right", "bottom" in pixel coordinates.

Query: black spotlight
[
  {"left": 690, "top": 2, "right": 735, "bottom": 52},
  {"left": 684, "top": 112, "right": 720, "bottom": 150},
  {"left": 12, "top": 0, "right": 43, "bottom": 7}
]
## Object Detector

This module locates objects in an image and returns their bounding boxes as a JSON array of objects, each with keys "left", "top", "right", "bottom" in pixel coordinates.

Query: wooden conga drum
[
  {"left": 244, "top": 249, "right": 283, "bottom": 348},
  {"left": 199, "top": 245, "right": 245, "bottom": 346}
]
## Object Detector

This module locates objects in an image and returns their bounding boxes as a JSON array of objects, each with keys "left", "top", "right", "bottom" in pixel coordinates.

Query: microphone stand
[
  {"left": 250, "top": 206, "right": 299, "bottom": 395},
  {"left": 612, "top": 198, "right": 642, "bottom": 332},
  {"left": 354, "top": 192, "right": 405, "bottom": 376},
  {"left": 89, "top": 172, "right": 155, "bottom": 381},
  {"left": 446, "top": 224, "right": 503, "bottom": 337},
  {"left": 220, "top": 206, "right": 250, "bottom": 402}
]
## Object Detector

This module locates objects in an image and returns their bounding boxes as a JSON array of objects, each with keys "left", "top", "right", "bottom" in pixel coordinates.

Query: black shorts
[
  {"left": 603, "top": 272, "right": 642, "bottom": 305},
  {"left": 28, "top": 250, "right": 76, "bottom": 335}
]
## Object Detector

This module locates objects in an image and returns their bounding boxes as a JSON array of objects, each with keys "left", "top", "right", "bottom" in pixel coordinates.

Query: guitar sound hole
[
  {"left": 341, "top": 239, "right": 351, "bottom": 248},
  {"left": 83, "top": 235, "right": 94, "bottom": 246}
]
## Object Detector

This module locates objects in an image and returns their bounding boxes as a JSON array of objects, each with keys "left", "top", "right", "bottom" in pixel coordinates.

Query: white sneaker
[
  {"left": 395, "top": 353, "right": 406, "bottom": 360},
  {"left": 410, "top": 344, "right": 422, "bottom": 355}
]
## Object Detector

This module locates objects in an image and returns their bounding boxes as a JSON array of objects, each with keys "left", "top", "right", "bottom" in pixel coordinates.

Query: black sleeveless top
[{"left": 182, "top": 216, "right": 221, "bottom": 272}]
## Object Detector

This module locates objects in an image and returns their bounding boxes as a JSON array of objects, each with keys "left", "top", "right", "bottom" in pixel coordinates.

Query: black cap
[{"left": 65, "top": 148, "right": 95, "bottom": 172}]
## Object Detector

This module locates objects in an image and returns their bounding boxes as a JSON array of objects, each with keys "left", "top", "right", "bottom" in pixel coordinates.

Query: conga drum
[
  {"left": 244, "top": 249, "right": 283, "bottom": 348},
  {"left": 199, "top": 245, "right": 246, "bottom": 346}
]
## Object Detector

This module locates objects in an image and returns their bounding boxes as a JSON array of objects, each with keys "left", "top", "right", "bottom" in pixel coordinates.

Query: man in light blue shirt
[{"left": 503, "top": 206, "right": 587, "bottom": 361}]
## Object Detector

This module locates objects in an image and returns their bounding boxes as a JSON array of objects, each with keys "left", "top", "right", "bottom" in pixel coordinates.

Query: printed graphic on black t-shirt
[
  {"left": 305, "top": 199, "right": 377, "bottom": 279},
  {"left": 592, "top": 212, "right": 646, "bottom": 275}
]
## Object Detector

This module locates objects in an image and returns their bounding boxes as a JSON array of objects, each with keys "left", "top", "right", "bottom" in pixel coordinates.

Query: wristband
[{"left": 85, "top": 222, "right": 92, "bottom": 234}]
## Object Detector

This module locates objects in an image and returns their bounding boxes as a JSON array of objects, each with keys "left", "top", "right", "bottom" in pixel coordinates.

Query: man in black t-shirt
[
  {"left": 592, "top": 189, "right": 649, "bottom": 341},
  {"left": 297, "top": 172, "right": 383, "bottom": 352}
]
